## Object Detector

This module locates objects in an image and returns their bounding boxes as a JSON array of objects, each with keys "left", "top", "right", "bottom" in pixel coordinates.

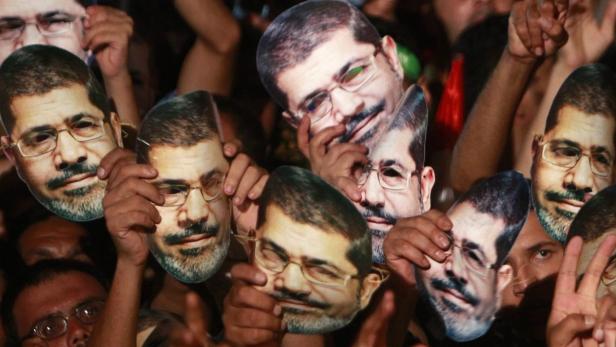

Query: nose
[
  {"left": 66, "top": 320, "right": 91, "bottom": 347},
  {"left": 361, "top": 171, "right": 385, "bottom": 208},
  {"left": 178, "top": 188, "right": 209, "bottom": 227},
  {"left": 512, "top": 264, "right": 536, "bottom": 296},
  {"left": 16, "top": 23, "right": 47, "bottom": 49},
  {"left": 564, "top": 155, "right": 594, "bottom": 193},
  {"left": 53, "top": 131, "right": 88, "bottom": 170},
  {"left": 444, "top": 250, "right": 468, "bottom": 285},
  {"left": 330, "top": 88, "right": 364, "bottom": 123},
  {"left": 275, "top": 262, "right": 311, "bottom": 296}
]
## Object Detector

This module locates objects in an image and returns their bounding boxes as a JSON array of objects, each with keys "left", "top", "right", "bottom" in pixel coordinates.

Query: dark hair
[
  {"left": 387, "top": 85, "right": 428, "bottom": 170},
  {"left": 257, "top": 166, "right": 371, "bottom": 276},
  {"left": 137, "top": 309, "right": 184, "bottom": 347},
  {"left": 544, "top": 64, "right": 616, "bottom": 145},
  {"left": 455, "top": 171, "right": 530, "bottom": 267},
  {"left": 568, "top": 185, "right": 616, "bottom": 242},
  {"left": 0, "top": 45, "right": 110, "bottom": 135},
  {"left": 1, "top": 259, "right": 108, "bottom": 345},
  {"left": 256, "top": 0, "right": 381, "bottom": 110},
  {"left": 136, "top": 91, "right": 219, "bottom": 164}
]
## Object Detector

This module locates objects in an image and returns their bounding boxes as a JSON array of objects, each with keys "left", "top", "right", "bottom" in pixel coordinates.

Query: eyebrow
[
  {"left": 298, "top": 56, "right": 366, "bottom": 107},
  {"left": 19, "top": 113, "right": 98, "bottom": 136},
  {"left": 38, "top": 11, "right": 75, "bottom": 21},
  {"left": 461, "top": 239, "right": 487, "bottom": 259},
  {"left": 303, "top": 257, "right": 346, "bottom": 274},
  {"left": 154, "top": 169, "right": 224, "bottom": 186},
  {"left": 551, "top": 138, "right": 612, "bottom": 155},
  {"left": 261, "top": 238, "right": 289, "bottom": 259}
]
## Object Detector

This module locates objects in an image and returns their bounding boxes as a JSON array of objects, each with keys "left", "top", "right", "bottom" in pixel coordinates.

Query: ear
[
  {"left": 496, "top": 264, "right": 513, "bottom": 293},
  {"left": 531, "top": 135, "right": 540, "bottom": 158},
  {"left": 1, "top": 136, "right": 16, "bottom": 164},
  {"left": 282, "top": 111, "right": 299, "bottom": 129},
  {"left": 359, "top": 273, "right": 382, "bottom": 310},
  {"left": 380, "top": 35, "right": 404, "bottom": 81},
  {"left": 109, "top": 112, "right": 123, "bottom": 148},
  {"left": 420, "top": 166, "right": 435, "bottom": 211}
]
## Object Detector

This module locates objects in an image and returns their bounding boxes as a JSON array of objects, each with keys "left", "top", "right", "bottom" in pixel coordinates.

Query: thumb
[
  {"left": 184, "top": 292, "right": 210, "bottom": 346},
  {"left": 353, "top": 290, "right": 395, "bottom": 347},
  {"left": 548, "top": 314, "right": 595, "bottom": 346}
]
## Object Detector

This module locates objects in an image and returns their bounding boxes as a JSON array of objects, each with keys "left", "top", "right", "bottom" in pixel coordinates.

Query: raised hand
[
  {"left": 169, "top": 292, "right": 218, "bottom": 347},
  {"left": 351, "top": 290, "right": 395, "bottom": 347}
]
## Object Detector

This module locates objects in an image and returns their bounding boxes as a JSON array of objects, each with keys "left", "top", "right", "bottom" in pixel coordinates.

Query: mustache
[
  {"left": 361, "top": 204, "right": 397, "bottom": 225},
  {"left": 46, "top": 163, "right": 98, "bottom": 190},
  {"left": 544, "top": 189, "right": 587, "bottom": 203},
  {"left": 164, "top": 223, "right": 219, "bottom": 246},
  {"left": 338, "top": 101, "right": 385, "bottom": 143},
  {"left": 431, "top": 277, "right": 480, "bottom": 307},
  {"left": 271, "top": 287, "right": 331, "bottom": 310}
]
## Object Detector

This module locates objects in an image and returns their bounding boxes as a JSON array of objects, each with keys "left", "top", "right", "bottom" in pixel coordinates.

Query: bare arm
[{"left": 174, "top": 0, "right": 241, "bottom": 95}]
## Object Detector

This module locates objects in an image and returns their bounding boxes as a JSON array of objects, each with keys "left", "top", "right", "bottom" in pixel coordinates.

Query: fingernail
[
  {"left": 225, "top": 272, "right": 232, "bottom": 279},
  {"left": 439, "top": 218, "right": 452, "bottom": 229},
  {"left": 435, "top": 250, "right": 445, "bottom": 260},
  {"left": 585, "top": 315, "right": 596, "bottom": 326},
  {"left": 281, "top": 321, "right": 287, "bottom": 330},
  {"left": 234, "top": 196, "right": 242, "bottom": 205},
  {"left": 97, "top": 167, "right": 105, "bottom": 177},
  {"left": 224, "top": 144, "right": 232, "bottom": 154},
  {"left": 594, "top": 327, "right": 604, "bottom": 340},
  {"left": 248, "top": 192, "right": 257, "bottom": 200},
  {"left": 538, "top": 17, "right": 551, "bottom": 29},
  {"left": 438, "top": 235, "right": 450, "bottom": 249},
  {"left": 534, "top": 47, "right": 543, "bottom": 56},
  {"left": 148, "top": 167, "right": 157, "bottom": 176},
  {"left": 224, "top": 184, "right": 234, "bottom": 194},
  {"left": 256, "top": 271, "right": 266, "bottom": 284},
  {"left": 273, "top": 304, "right": 282, "bottom": 316}
]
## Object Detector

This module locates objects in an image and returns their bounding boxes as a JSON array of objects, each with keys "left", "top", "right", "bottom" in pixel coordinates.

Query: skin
[
  {"left": 278, "top": 27, "right": 403, "bottom": 147},
  {"left": 0, "top": 0, "right": 86, "bottom": 63},
  {"left": 531, "top": 106, "right": 615, "bottom": 243},
  {"left": 500, "top": 210, "right": 563, "bottom": 339},
  {"left": 2, "top": 84, "right": 122, "bottom": 221},
  {"left": 416, "top": 202, "right": 512, "bottom": 342},
  {"left": 14, "top": 271, "right": 107, "bottom": 347},
  {"left": 18, "top": 215, "right": 92, "bottom": 265},
  {"left": 255, "top": 204, "right": 379, "bottom": 334},
  {"left": 147, "top": 140, "right": 231, "bottom": 284},
  {"left": 432, "top": 0, "right": 491, "bottom": 44},
  {"left": 577, "top": 228, "right": 616, "bottom": 299},
  {"left": 356, "top": 126, "right": 434, "bottom": 264}
]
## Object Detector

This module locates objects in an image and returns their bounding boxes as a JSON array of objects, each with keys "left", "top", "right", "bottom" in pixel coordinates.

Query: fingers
[
  {"left": 229, "top": 263, "right": 268, "bottom": 286},
  {"left": 224, "top": 153, "right": 268, "bottom": 206},
  {"left": 223, "top": 139, "right": 243, "bottom": 158},
  {"left": 297, "top": 116, "right": 311, "bottom": 159},
  {"left": 98, "top": 148, "right": 136, "bottom": 179},
  {"left": 547, "top": 314, "right": 595, "bottom": 346},
  {"left": 578, "top": 235, "right": 616, "bottom": 297},
  {"left": 395, "top": 212, "right": 453, "bottom": 250},
  {"left": 525, "top": 0, "right": 545, "bottom": 55},
  {"left": 224, "top": 154, "right": 251, "bottom": 196},
  {"left": 334, "top": 176, "right": 362, "bottom": 202},
  {"left": 555, "top": 236, "right": 583, "bottom": 295},
  {"left": 184, "top": 292, "right": 209, "bottom": 346},
  {"left": 83, "top": 6, "right": 133, "bottom": 50},
  {"left": 105, "top": 175, "right": 163, "bottom": 206},
  {"left": 106, "top": 163, "right": 158, "bottom": 192},
  {"left": 308, "top": 124, "right": 346, "bottom": 167},
  {"left": 512, "top": 0, "right": 533, "bottom": 50},
  {"left": 247, "top": 174, "right": 269, "bottom": 202},
  {"left": 353, "top": 290, "right": 395, "bottom": 347},
  {"left": 233, "top": 166, "right": 268, "bottom": 206}
]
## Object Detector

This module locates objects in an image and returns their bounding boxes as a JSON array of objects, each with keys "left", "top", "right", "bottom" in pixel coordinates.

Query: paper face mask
[
  {"left": 0, "top": 45, "right": 121, "bottom": 222},
  {"left": 136, "top": 91, "right": 231, "bottom": 284},
  {"left": 353, "top": 85, "right": 432, "bottom": 264},
  {"left": 256, "top": 0, "right": 403, "bottom": 146},
  {"left": 415, "top": 171, "right": 529, "bottom": 342},
  {"left": 253, "top": 165, "right": 384, "bottom": 334},
  {"left": 531, "top": 64, "right": 616, "bottom": 244}
]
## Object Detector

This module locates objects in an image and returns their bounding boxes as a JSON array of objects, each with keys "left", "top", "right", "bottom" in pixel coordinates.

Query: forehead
[
  {"left": 21, "top": 217, "right": 86, "bottom": 246},
  {"left": 447, "top": 202, "right": 506, "bottom": 260},
  {"left": 546, "top": 106, "right": 616, "bottom": 150},
  {"left": 370, "top": 127, "right": 415, "bottom": 168},
  {"left": 259, "top": 204, "right": 358, "bottom": 272},
  {"left": 13, "top": 271, "right": 105, "bottom": 336},
  {"left": 0, "top": 0, "right": 85, "bottom": 18},
  {"left": 276, "top": 27, "right": 376, "bottom": 107},
  {"left": 9, "top": 84, "right": 101, "bottom": 136},
  {"left": 508, "top": 211, "right": 556, "bottom": 255},
  {"left": 148, "top": 140, "right": 228, "bottom": 181}
]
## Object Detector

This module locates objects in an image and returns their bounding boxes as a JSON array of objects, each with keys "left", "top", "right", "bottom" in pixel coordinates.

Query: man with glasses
[
  {"left": 1, "top": 259, "right": 108, "bottom": 347},
  {"left": 0, "top": 44, "right": 122, "bottom": 222},
  {"left": 354, "top": 85, "right": 434, "bottom": 264},
  {"left": 413, "top": 171, "right": 529, "bottom": 343},
  {"left": 239, "top": 165, "right": 382, "bottom": 337},
  {"left": 531, "top": 64, "right": 616, "bottom": 244},
  {"left": 0, "top": 0, "right": 138, "bottom": 125}
]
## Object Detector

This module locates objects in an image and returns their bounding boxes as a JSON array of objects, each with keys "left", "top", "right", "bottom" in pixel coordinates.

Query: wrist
[
  {"left": 117, "top": 255, "right": 147, "bottom": 272},
  {"left": 103, "top": 67, "right": 132, "bottom": 88},
  {"left": 503, "top": 46, "right": 540, "bottom": 68}
]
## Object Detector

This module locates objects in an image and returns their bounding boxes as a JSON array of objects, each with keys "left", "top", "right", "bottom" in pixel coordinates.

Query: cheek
[
  {"left": 16, "top": 156, "right": 53, "bottom": 187},
  {"left": 209, "top": 199, "right": 230, "bottom": 225},
  {"left": 86, "top": 140, "right": 117, "bottom": 164},
  {"left": 385, "top": 190, "right": 421, "bottom": 216},
  {"left": 156, "top": 207, "right": 180, "bottom": 231},
  {"left": 310, "top": 117, "right": 340, "bottom": 135},
  {"left": 48, "top": 33, "right": 86, "bottom": 60}
]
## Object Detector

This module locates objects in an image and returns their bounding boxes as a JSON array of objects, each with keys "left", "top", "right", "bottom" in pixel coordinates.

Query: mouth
[
  {"left": 556, "top": 199, "right": 585, "bottom": 213},
  {"left": 60, "top": 172, "right": 97, "bottom": 190},
  {"left": 346, "top": 109, "right": 381, "bottom": 143},
  {"left": 279, "top": 299, "right": 320, "bottom": 312},
  {"left": 439, "top": 287, "right": 473, "bottom": 309},
  {"left": 366, "top": 217, "right": 393, "bottom": 231},
  {"left": 173, "top": 233, "right": 215, "bottom": 248}
]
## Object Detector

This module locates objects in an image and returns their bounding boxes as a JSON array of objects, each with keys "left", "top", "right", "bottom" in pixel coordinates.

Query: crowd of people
[{"left": 0, "top": 0, "right": 615, "bottom": 346}]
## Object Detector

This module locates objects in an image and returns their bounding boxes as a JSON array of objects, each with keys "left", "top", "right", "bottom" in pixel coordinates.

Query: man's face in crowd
[
  {"left": 13, "top": 271, "right": 106, "bottom": 347},
  {"left": 147, "top": 139, "right": 231, "bottom": 284},
  {"left": 355, "top": 126, "right": 434, "bottom": 263},
  {"left": 500, "top": 210, "right": 563, "bottom": 339},
  {"left": 18, "top": 215, "right": 92, "bottom": 266},
  {"left": 531, "top": 106, "right": 615, "bottom": 243},
  {"left": 416, "top": 202, "right": 512, "bottom": 342},
  {"left": 277, "top": 27, "right": 403, "bottom": 147},
  {"left": 255, "top": 205, "right": 379, "bottom": 334},
  {"left": 0, "top": 0, "right": 86, "bottom": 64},
  {"left": 577, "top": 228, "right": 616, "bottom": 299},
  {"left": 2, "top": 83, "right": 121, "bottom": 221}
]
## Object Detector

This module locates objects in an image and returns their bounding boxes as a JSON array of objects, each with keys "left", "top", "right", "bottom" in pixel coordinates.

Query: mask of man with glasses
[
  {"left": 136, "top": 91, "right": 231, "bottom": 284},
  {"left": 568, "top": 184, "right": 616, "bottom": 299},
  {"left": 252, "top": 166, "right": 383, "bottom": 334},
  {"left": 256, "top": 0, "right": 403, "bottom": 146},
  {"left": 353, "top": 85, "right": 434, "bottom": 264},
  {"left": 0, "top": 45, "right": 122, "bottom": 221},
  {"left": 415, "top": 171, "right": 529, "bottom": 342},
  {"left": 2, "top": 260, "right": 107, "bottom": 347},
  {"left": 531, "top": 64, "right": 616, "bottom": 244}
]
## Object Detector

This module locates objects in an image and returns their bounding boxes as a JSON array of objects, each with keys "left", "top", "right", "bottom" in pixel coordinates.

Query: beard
[
  {"left": 149, "top": 223, "right": 230, "bottom": 283},
  {"left": 535, "top": 189, "right": 583, "bottom": 243}
]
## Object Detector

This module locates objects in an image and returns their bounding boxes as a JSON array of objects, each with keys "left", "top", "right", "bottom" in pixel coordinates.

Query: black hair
[
  {"left": 0, "top": 45, "right": 110, "bottom": 135},
  {"left": 387, "top": 85, "right": 428, "bottom": 170},
  {"left": 136, "top": 91, "right": 219, "bottom": 164},
  {"left": 257, "top": 166, "right": 371, "bottom": 276},
  {"left": 256, "top": 0, "right": 381, "bottom": 110},
  {"left": 455, "top": 171, "right": 530, "bottom": 267},
  {"left": 568, "top": 185, "right": 616, "bottom": 243}
]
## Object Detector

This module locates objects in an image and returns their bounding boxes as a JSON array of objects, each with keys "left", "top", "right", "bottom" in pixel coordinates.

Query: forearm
[
  {"left": 450, "top": 50, "right": 536, "bottom": 192},
  {"left": 104, "top": 69, "right": 140, "bottom": 127},
  {"left": 177, "top": 40, "right": 236, "bottom": 96},
  {"left": 87, "top": 258, "right": 144, "bottom": 347}
]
